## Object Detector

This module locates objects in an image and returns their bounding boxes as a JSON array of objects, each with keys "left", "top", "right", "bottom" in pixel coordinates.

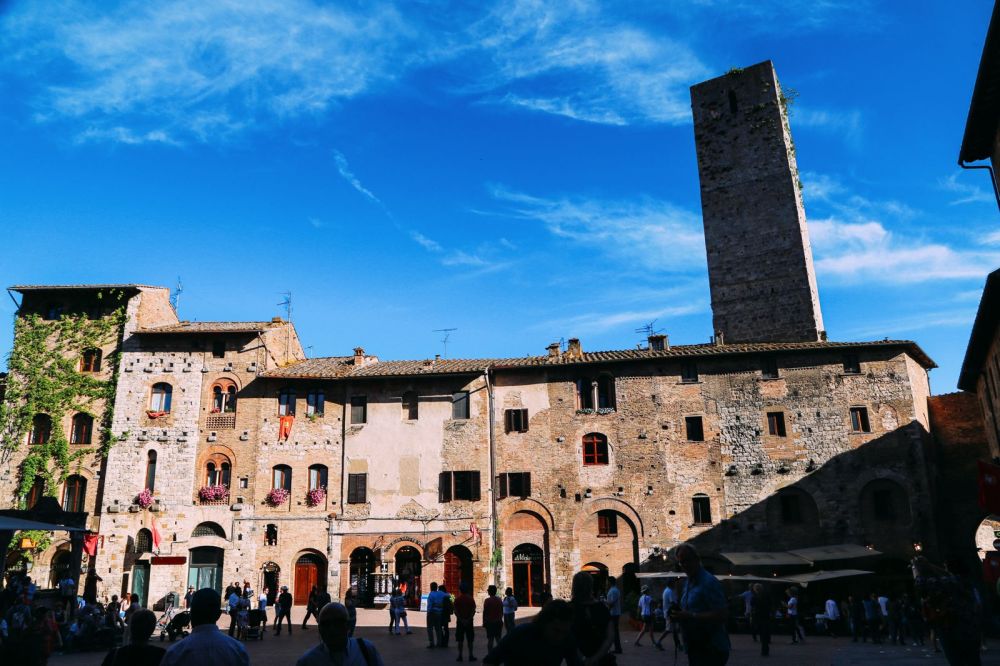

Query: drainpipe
[
  {"left": 484, "top": 368, "right": 499, "bottom": 586},
  {"left": 959, "top": 160, "right": 1000, "bottom": 213}
]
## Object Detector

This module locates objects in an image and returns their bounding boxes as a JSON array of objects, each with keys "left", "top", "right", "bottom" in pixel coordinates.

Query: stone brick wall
[{"left": 691, "top": 61, "right": 824, "bottom": 344}]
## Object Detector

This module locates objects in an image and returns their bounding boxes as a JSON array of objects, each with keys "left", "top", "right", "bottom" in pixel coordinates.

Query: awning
[
  {"left": 720, "top": 551, "right": 809, "bottom": 566},
  {"left": 783, "top": 570, "right": 874, "bottom": 586},
  {"left": 717, "top": 574, "right": 793, "bottom": 583},
  {"left": 636, "top": 571, "right": 686, "bottom": 579},
  {"left": 0, "top": 516, "right": 86, "bottom": 532},
  {"left": 787, "top": 544, "right": 880, "bottom": 562}
]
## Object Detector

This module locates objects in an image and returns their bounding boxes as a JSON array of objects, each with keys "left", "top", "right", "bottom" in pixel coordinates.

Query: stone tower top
[{"left": 690, "top": 60, "right": 825, "bottom": 344}]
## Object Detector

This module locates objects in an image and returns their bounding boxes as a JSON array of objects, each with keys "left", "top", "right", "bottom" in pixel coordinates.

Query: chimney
[
  {"left": 566, "top": 338, "right": 582, "bottom": 359},
  {"left": 714, "top": 331, "right": 725, "bottom": 346},
  {"left": 435, "top": 354, "right": 441, "bottom": 361},
  {"left": 353, "top": 347, "right": 365, "bottom": 366},
  {"left": 271, "top": 316, "right": 284, "bottom": 324},
  {"left": 546, "top": 342, "right": 561, "bottom": 358},
  {"left": 648, "top": 334, "right": 669, "bottom": 352}
]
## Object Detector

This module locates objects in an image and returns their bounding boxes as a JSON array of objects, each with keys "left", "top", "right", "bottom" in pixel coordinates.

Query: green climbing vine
[
  {"left": 6, "top": 529, "right": 53, "bottom": 569},
  {"left": 0, "top": 290, "right": 128, "bottom": 506}
]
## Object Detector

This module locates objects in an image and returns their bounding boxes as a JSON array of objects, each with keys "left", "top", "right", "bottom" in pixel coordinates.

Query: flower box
[
  {"left": 266, "top": 487, "right": 289, "bottom": 506},
  {"left": 306, "top": 488, "right": 326, "bottom": 507},
  {"left": 135, "top": 489, "right": 154, "bottom": 509}
]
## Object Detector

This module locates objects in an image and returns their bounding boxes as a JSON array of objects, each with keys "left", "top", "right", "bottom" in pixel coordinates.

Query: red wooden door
[
  {"left": 444, "top": 550, "right": 460, "bottom": 593},
  {"left": 294, "top": 559, "right": 318, "bottom": 605}
]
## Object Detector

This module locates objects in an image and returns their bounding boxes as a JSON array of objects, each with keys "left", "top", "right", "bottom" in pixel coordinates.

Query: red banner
[
  {"left": 279, "top": 415, "right": 294, "bottom": 441},
  {"left": 151, "top": 556, "right": 187, "bottom": 565},
  {"left": 978, "top": 461, "right": 1000, "bottom": 514},
  {"left": 82, "top": 533, "right": 100, "bottom": 557}
]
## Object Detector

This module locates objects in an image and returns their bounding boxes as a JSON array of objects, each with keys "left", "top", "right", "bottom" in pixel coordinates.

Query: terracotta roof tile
[
  {"left": 262, "top": 339, "right": 935, "bottom": 380},
  {"left": 138, "top": 321, "right": 285, "bottom": 334},
  {"left": 9, "top": 284, "right": 166, "bottom": 292}
]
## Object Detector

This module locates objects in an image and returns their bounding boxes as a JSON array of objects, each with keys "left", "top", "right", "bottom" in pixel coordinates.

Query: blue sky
[{"left": 0, "top": 1, "right": 997, "bottom": 392}]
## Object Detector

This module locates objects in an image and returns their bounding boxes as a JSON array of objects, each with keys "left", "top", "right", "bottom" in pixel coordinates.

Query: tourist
[
  {"left": 737, "top": 586, "right": 755, "bottom": 641},
  {"left": 634, "top": 585, "right": 654, "bottom": 647},
  {"left": 440, "top": 584, "right": 454, "bottom": 648},
  {"left": 345, "top": 589, "right": 358, "bottom": 637},
  {"left": 106, "top": 594, "right": 124, "bottom": 631},
  {"left": 123, "top": 593, "right": 140, "bottom": 645},
  {"left": 58, "top": 575, "right": 76, "bottom": 615},
  {"left": 824, "top": 595, "right": 840, "bottom": 637},
  {"left": 272, "top": 588, "right": 282, "bottom": 631},
  {"left": 426, "top": 582, "right": 445, "bottom": 648},
  {"left": 390, "top": 587, "right": 410, "bottom": 635},
  {"left": 275, "top": 585, "right": 293, "bottom": 635},
  {"left": 570, "top": 570, "right": 614, "bottom": 665},
  {"left": 605, "top": 576, "right": 623, "bottom": 654},
  {"left": 848, "top": 594, "right": 863, "bottom": 642},
  {"left": 671, "top": 542, "right": 730, "bottom": 666},
  {"left": 160, "top": 588, "right": 249, "bottom": 666},
  {"left": 26, "top": 606, "right": 61, "bottom": 666},
  {"left": 224, "top": 582, "right": 238, "bottom": 600},
  {"left": 864, "top": 592, "right": 881, "bottom": 643},
  {"left": 912, "top": 556, "right": 982, "bottom": 666},
  {"left": 101, "top": 609, "right": 164, "bottom": 666},
  {"left": 184, "top": 586, "right": 194, "bottom": 609},
  {"left": 226, "top": 585, "right": 240, "bottom": 637},
  {"left": 258, "top": 587, "right": 269, "bottom": 620},
  {"left": 482, "top": 585, "right": 503, "bottom": 652},
  {"left": 750, "top": 583, "right": 773, "bottom": 658},
  {"left": 501, "top": 587, "right": 517, "bottom": 635},
  {"left": 302, "top": 585, "right": 320, "bottom": 629},
  {"left": 454, "top": 582, "right": 477, "bottom": 662},
  {"left": 905, "top": 593, "right": 926, "bottom": 646},
  {"left": 655, "top": 578, "right": 682, "bottom": 653},
  {"left": 785, "top": 587, "right": 804, "bottom": 644},
  {"left": 483, "top": 599, "right": 577, "bottom": 665},
  {"left": 296, "top": 602, "right": 384, "bottom": 666}
]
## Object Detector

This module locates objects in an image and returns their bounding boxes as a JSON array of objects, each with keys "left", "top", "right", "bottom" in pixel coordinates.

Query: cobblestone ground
[{"left": 51, "top": 607, "right": 1000, "bottom": 666}]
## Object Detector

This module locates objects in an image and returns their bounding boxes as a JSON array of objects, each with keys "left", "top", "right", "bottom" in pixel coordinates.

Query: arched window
[
  {"left": 306, "top": 389, "right": 325, "bottom": 417},
  {"left": 272, "top": 465, "right": 292, "bottom": 491},
  {"left": 135, "top": 529, "right": 153, "bottom": 554},
  {"left": 150, "top": 383, "right": 172, "bottom": 413},
  {"left": 212, "top": 380, "right": 237, "bottom": 414},
  {"left": 205, "top": 453, "right": 232, "bottom": 487},
  {"left": 192, "top": 522, "right": 226, "bottom": 538},
  {"left": 25, "top": 476, "right": 44, "bottom": 509},
  {"left": 29, "top": 414, "right": 51, "bottom": 445},
  {"left": 63, "top": 475, "right": 87, "bottom": 512},
  {"left": 308, "top": 464, "right": 328, "bottom": 491},
  {"left": 80, "top": 348, "right": 102, "bottom": 373},
  {"left": 401, "top": 391, "right": 418, "bottom": 420},
  {"left": 70, "top": 413, "right": 93, "bottom": 445},
  {"left": 582, "top": 433, "right": 609, "bottom": 465},
  {"left": 145, "top": 451, "right": 157, "bottom": 492},
  {"left": 692, "top": 493, "right": 712, "bottom": 525},
  {"left": 278, "top": 388, "right": 296, "bottom": 416},
  {"left": 576, "top": 375, "right": 616, "bottom": 410}
]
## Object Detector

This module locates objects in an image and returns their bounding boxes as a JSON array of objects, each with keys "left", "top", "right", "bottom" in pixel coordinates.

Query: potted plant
[
  {"left": 135, "top": 488, "right": 154, "bottom": 509},
  {"left": 266, "top": 487, "right": 289, "bottom": 506},
  {"left": 198, "top": 485, "right": 228, "bottom": 502},
  {"left": 306, "top": 487, "right": 326, "bottom": 507}
]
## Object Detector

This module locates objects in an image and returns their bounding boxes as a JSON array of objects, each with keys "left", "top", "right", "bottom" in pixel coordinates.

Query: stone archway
[
  {"left": 294, "top": 550, "right": 327, "bottom": 605},
  {"left": 574, "top": 498, "right": 641, "bottom": 584}
]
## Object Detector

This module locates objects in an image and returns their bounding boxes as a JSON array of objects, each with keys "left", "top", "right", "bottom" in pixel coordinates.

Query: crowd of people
[{"left": 0, "top": 545, "right": 992, "bottom": 665}]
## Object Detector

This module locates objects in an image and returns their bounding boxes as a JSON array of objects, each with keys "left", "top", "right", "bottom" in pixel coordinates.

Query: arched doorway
[
  {"left": 512, "top": 543, "right": 545, "bottom": 607},
  {"left": 350, "top": 547, "right": 377, "bottom": 605},
  {"left": 188, "top": 547, "right": 224, "bottom": 595},
  {"left": 444, "top": 545, "right": 473, "bottom": 596},
  {"left": 395, "top": 546, "right": 423, "bottom": 608},
  {"left": 294, "top": 552, "right": 326, "bottom": 605},
  {"left": 49, "top": 549, "right": 72, "bottom": 590},
  {"left": 582, "top": 562, "right": 609, "bottom": 598},
  {"left": 261, "top": 562, "right": 280, "bottom": 604}
]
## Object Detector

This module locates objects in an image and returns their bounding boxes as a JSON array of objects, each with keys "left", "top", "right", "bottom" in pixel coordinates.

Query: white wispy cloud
[
  {"left": 410, "top": 231, "right": 443, "bottom": 253},
  {"left": 333, "top": 150, "right": 383, "bottom": 206},
  {"left": 983, "top": 229, "right": 1000, "bottom": 245},
  {"left": 490, "top": 185, "right": 706, "bottom": 272},
  {"left": 1, "top": 1, "right": 417, "bottom": 143},
  {"left": 793, "top": 106, "right": 863, "bottom": 146},
  {"left": 940, "top": 172, "right": 995, "bottom": 206},
  {"left": 843, "top": 309, "right": 975, "bottom": 339},
  {"left": 307, "top": 217, "right": 326, "bottom": 229},
  {"left": 534, "top": 303, "right": 707, "bottom": 335}
]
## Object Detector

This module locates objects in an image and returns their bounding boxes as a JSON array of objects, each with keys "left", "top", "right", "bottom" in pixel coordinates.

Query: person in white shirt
[
  {"left": 161, "top": 588, "right": 249, "bottom": 666},
  {"left": 635, "top": 586, "right": 654, "bottom": 647},
  {"left": 296, "top": 602, "right": 384, "bottom": 666},
  {"left": 655, "top": 578, "right": 682, "bottom": 652},
  {"left": 825, "top": 597, "right": 840, "bottom": 636},
  {"left": 786, "top": 587, "right": 805, "bottom": 644},
  {"left": 258, "top": 588, "right": 269, "bottom": 616}
]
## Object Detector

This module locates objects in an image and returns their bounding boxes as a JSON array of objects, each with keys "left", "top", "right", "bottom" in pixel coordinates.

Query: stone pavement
[{"left": 51, "top": 607, "right": 1000, "bottom": 665}]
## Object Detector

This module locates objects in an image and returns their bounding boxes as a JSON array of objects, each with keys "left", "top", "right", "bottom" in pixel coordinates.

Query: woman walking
[{"left": 502, "top": 587, "right": 518, "bottom": 635}]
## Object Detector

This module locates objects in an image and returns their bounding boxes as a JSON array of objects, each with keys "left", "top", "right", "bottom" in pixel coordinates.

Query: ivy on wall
[{"left": 0, "top": 290, "right": 128, "bottom": 506}]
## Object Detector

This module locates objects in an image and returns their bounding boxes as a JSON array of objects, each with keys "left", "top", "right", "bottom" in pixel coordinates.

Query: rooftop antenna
[
  {"left": 170, "top": 277, "right": 184, "bottom": 312},
  {"left": 277, "top": 291, "right": 292, "bottom": 322},
  {"left": 433, "top": 328, "right": 457, "bottom": 358},
  {"left": 634, "top": 319, "right": 664, "bottom": 346}
]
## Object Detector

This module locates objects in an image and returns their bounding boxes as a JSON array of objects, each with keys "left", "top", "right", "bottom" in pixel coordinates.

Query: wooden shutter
[
  {"left": 504, "top": 410, "right": 513, "bottom": 433},
  {"left": 357, "top": 474, "right": 367, "bottom": 503},
  {"left": 523, "top": 472, "right": 531, "bottom": 498},
  {"left": 439, "top": 472, "right": 452, "bottom": 503},
  {"left": 519, "top": 408, "right": 529, "bottom": 432},
  {"left": 496, "top": 474, "right": 508, "bottom": 499},
  {"left": 470, "top": 471, "right": 481, "bottom": 501}
]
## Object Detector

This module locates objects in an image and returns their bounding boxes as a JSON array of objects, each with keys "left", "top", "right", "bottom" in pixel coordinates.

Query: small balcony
[{"left": 206, "top": 413, "right": 236, "bottom": 430}]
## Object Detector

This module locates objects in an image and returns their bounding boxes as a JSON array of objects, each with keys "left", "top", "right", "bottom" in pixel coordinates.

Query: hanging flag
[
  {"left": 279, "top": 415, "right": 295, "bottom": 441},
  {"left": 470, "top": 523, "right": 481, "bottom": 545},
  {"left": 150, "top": 515, "right": 162, "bottom": 552},
  {"left": 978, "top": 461, "right": 1000, "bottom": 514},
  {"left": 82, "top": 532, "right": 100, "bottom": 557}
]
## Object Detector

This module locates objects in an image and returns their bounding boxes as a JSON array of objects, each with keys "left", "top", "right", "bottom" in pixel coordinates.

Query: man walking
[
  {"left": 275, "top": 585, "right": 293, "bottom": 635},
  {"left": 426, "top": 582, "right": 445, "bottom": 648},
  {"left": 655, "top": 578, "right": 682, "bottom": 653},
  {"left": 226, "top": 586, "right": 240, "bottom": 637},
  {"left": 605, "top": 576, "right": 623, "bottom": 654},
  {"left": 825, "top": 595, "right": 840, "bottom": 636},
  {"left": 671, "top": 543, "right": 730, "bottom": 666},
  {"left": 454, "top": 582, "right": 477, "bottom": 662},
  {"left": 482, "top": 585, "right": 503, "bottom": 652}
]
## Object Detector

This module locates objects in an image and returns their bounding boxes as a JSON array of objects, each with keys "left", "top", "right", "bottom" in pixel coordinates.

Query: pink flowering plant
[
  {"left": 198, "top": 485, "right": 229, "bottom": 502},
  {"left": 135, "top": 488, "right": 154, "bottom": 508},
  {"left": 266, "top": 487, "right": 290, "bottom": 506},
  {"left": 306, "top": 487, "right": 326, "bottom": 507}
]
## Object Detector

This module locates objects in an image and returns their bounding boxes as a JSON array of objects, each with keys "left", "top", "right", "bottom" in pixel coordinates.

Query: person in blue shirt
[
  {"left": 426, "top": 582, "right": 446, "bottom": 648},
  {"left": 670, "top": 543, "right": 730, "bottom": 666}
]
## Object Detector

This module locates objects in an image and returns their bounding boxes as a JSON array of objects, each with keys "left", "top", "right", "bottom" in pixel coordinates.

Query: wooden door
[
  {"left": 444, "top": 550, "right": 460, "bottom": 593},
  {"left": 294, "top": 559, "right": 318, "bottom": 605}
]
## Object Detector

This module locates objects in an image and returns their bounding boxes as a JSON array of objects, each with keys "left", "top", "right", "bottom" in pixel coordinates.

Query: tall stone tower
[{"left": 690, "top": 60, "right": 825, "bottom": 344}]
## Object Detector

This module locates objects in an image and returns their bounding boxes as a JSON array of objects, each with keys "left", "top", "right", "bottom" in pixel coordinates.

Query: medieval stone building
[{"left": 1, "top": 62, "right": 948, "bottom": 609}]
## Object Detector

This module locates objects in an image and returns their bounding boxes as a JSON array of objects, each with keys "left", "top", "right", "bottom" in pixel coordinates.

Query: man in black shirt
[{"left": 276, "top": 586, "right": 294, "bottom": 635}]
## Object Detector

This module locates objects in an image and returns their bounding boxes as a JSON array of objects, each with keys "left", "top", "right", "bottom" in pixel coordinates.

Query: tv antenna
[
  {"left": 170, "top": 277, "right": 184, "bottom": 311},
  {"left": 634, "top": 319, "right": 665, "bottom": 347},
  {"left": 433, "top": 328, "right": 457, "bottom": 358},
  {"left": 277, "top": 291, "right": 292, "bottom": 322}
]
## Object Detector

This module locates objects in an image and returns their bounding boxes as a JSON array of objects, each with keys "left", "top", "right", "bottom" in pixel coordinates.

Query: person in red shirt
[
  {"left": 454, "top": 582, "right": 478, "bottom": 662},
  {"left": 482, "top": 585, "right": 504, "bottom": 653}
]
